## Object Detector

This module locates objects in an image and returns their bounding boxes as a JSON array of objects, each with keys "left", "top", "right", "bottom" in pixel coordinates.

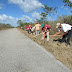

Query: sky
[{"left": 0, "top": 0, "right": 72, "bottom": 27}]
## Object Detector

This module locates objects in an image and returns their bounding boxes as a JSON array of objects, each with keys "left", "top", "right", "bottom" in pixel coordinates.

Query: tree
[
  {"left": 40, "top": 12, "right": 48, "bottom": 23},
  {"left": 40, "top": 5, "right": 58, "bottom": 22},
  {"left": 63, "top": 0, "right": 72, "bottom": 7},
  {"left": 57, "top": 15, "right": 72, "bottom": 25},
  {"left": 42, "top": 5, "right": 58, "bottom": 16},
  {"left": 6, "top": 24, "right": 12, "bottom": 27},
  {"left": 17, "top": 20, "right": 24, "bottom": 27}
]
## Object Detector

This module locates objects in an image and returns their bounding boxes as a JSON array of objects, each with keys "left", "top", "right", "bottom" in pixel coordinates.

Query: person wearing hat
[{"left": 53, "top": 23, "right": 72, "bottom": 46}]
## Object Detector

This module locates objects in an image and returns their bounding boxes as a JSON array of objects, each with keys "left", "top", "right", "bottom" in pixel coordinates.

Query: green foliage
[
  {"left": 17, "top": 20, "right": 30, "bottom": 27},
  {"left": 40, "top": 12, "right": 47, "bottom": 17},
  {"left": 63, "top": 0, "right": 72, "bottom": 7},
  {"left": 40, "top": 5, "right": 58, "bottom": 23},
  {"left": 24, "top": 22, "right": 29, "bottom": 26},
  {"left": 17, "top": 20, "right": 36, "bottom": 27},
  {"left": 17, "top": 20, "right": 24, "bottom": 27},
  {"left": 6, "top": 24, "right": 12, "bottom": 27},
  {"left": 0, "top": 23, "right": 14, "bottom": 30},
  {"left": 40, "top": 12, "right": 48, "bottom": 23},
  {"left": 57, "top": 15, "right": 72, "bottom": 25},
  {"left": 42, "top": 5, "right": 58, "bottom": 16}
]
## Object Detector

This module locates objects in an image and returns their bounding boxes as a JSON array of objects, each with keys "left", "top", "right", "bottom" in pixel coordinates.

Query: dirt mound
[{"left": 18, "top": 28, "right": 72, "bottom": 70}]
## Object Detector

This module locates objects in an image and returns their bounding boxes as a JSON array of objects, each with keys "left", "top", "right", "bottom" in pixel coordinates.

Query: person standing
[
  {"left": 27, "top": 25, "right": 32, "bottom": 34},
  {"left": 35, "top": 23, "right": 41, "bottom": 36}
]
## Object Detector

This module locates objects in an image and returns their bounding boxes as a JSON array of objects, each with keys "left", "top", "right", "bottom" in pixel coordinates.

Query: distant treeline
[
  {"left": 0, "top": 23, "right": 14, "bottom": 30},
  {"left": 17, "top": 15, "right": 72, "bottom": 26}
]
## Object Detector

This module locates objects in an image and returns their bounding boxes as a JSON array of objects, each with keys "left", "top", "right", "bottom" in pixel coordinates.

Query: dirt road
[{"left": 0, "top": 28, "right": 71, "bottom": 72}]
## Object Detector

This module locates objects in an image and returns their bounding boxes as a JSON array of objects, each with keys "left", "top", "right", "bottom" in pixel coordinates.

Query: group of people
[
  {"left": 22, "top": 23, "right": 72, "bottom": 46},
  {"left": 26, "top": 23, "right": 51, "bottom": 41}
]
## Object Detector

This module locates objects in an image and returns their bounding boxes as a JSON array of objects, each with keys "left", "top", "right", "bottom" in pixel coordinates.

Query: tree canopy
[
  {"left": 40, "top": 5, "right": 58, "bottom": 23},
  {"left": 63, "top": 0, "right": 72, "bottom": 7}
]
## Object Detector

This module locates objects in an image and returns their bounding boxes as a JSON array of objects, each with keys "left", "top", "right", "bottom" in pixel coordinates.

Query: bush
[{"left": 0, "top": 23, "right": 14, "bottom": 30}]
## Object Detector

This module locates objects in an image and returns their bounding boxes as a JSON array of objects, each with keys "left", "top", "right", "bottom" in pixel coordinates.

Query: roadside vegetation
[{"left": 0, "top": 23, "right": 14, "bottom": 30}]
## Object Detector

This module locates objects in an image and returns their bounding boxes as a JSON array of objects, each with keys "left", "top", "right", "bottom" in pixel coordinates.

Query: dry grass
[
  {"left": 0, "top": 28, "right": 12, "bottom": 31},
  {"left": 18, "top": 27, "right": 72, "bottom": 70}
]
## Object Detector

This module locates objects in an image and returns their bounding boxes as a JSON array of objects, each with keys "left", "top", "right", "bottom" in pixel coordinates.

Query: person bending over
[{"left": 52, "top": 23, "right": 72, "bottom": 46}]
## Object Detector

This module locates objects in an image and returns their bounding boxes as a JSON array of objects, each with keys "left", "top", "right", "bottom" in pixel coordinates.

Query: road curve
[{"left": 0, "top": 28, "right": 71, "bottom": 72}]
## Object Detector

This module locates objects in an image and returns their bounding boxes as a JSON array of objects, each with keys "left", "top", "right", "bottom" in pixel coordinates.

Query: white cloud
[
  {"left": 69, "top": 0, "right": 72, "bottom": 2},
  {"left": 20, "top": 15, "right": 32, "bottom": 22},
  {"left": 0, "top": 14, "right": 8, "bottom": 20},
  {"left": 8, "top": 0, "right": 43, "bottom": 12},
  {"left": 0, "top": 14, "right": 18, "bottom": 27},
  {"left": 31, "top": 11, "right": 54, "bottom": 21},
  {"left": 31, "top": 11, "right": 41, "bottom": 19},
  {"left": 0, "top": 14, "right": 33, "bottom": 27}
]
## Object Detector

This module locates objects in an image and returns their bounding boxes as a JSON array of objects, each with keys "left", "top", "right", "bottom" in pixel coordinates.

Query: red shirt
[
  {"left": 28, "top": 25, "right": 32, "bottom": 29},
  {"left": 43, "top": 24, "right": 51, "bottom": 32}
]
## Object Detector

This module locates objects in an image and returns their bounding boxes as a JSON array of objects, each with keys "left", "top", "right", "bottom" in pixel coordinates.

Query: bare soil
[{"left": 18, "top": 28, "right": 72, "bottom": 70}]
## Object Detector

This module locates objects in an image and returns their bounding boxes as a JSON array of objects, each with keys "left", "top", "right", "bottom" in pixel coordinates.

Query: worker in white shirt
[{"left": 53, "top": 23, "right": 72, "bottom": 46}]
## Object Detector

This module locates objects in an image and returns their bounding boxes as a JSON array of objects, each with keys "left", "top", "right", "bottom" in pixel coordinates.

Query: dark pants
[{"left": 61, "top": 30, "right": 72, "bottom": 44}]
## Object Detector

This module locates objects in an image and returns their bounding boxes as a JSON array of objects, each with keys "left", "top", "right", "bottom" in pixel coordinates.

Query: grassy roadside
[
  {"left": 17, "top": 27, "right": 72, "bottom": 70},
  {"left": 0, "top": 27, "right": 13, "bottom": 31}
]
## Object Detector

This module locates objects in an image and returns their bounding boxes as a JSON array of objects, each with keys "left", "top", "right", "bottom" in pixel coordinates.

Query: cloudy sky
[{"left": 0, "top": 0, "right": 72, "bottom": 27}]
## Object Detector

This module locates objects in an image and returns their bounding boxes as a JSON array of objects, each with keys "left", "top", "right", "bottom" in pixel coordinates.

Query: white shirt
[
  {"left": 31, "top": 26, "right": 35, "bottom": 31},
  {"left": 58, "top": 24, "right": 71, "bottom": 32}
]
